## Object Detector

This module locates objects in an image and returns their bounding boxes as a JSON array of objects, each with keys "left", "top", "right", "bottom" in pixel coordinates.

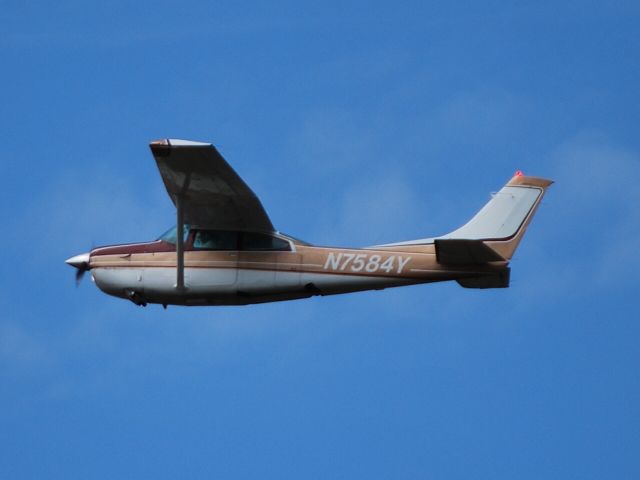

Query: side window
[
  {"left": 241, "top": 232, "right": 291, "bottom": 251},
  {"left": 193, "top": 230, "right": 239, "bottom": 250}
]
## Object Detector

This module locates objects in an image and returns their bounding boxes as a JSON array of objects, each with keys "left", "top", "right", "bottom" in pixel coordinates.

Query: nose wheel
[{"left": 126, "top": 290, "right": 147, "bottom": 307}]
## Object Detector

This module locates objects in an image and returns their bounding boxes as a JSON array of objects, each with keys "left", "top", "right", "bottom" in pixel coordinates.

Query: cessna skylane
[{"left": 66, "top": 139, "right": 553, "bottom": 307}]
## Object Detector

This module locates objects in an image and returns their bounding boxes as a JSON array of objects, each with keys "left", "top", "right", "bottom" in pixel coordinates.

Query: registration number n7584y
[{"left": 323, "top": 252, "right": 411, "bottom": 274}]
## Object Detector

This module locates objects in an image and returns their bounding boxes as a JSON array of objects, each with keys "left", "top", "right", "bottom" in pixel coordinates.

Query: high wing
[{"left": 149, "top": 139, "right": 274, "bottom": 232}]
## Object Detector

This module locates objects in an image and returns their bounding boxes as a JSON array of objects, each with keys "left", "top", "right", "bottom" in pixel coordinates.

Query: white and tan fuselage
[{"left": 89, "top": 242, "right": 508, "bottom": 306}]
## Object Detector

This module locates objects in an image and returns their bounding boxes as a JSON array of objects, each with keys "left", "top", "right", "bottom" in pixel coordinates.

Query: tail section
[
  {"left": 437, "top": 173, "right": 553, "bottom": 261},
  {"left": 380, "top": 172, "right": 553, "bottom": 288}
]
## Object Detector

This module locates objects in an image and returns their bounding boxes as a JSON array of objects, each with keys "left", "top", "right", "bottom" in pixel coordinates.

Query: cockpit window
[
  {"left": 242, "top": 232, "right": 291, "bottom": 251},
  {"left": 157, "top": 225, "right": 190, "bottom": 245},
  {"left": 193, "top": 230, "right": 239, "bottom": 250},
  {"left": 158, "top": 226, "right": 292, "bottom": 251}
]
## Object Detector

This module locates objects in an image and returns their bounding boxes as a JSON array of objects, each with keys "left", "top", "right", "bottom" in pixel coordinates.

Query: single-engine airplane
[{"left": 66, "top": 139, "right": 552, "bottom": 307}]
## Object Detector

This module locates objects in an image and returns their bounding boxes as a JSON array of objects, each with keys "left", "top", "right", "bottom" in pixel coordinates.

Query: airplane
[{"left": 65, "top": 139, "right": 553, "bottom": 307}]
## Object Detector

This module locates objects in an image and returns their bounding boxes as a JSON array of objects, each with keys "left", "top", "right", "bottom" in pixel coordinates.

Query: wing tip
[
  {"left": 150, "top": 138, "right": 214, "bottom": 156},
  {"left": 157, "top": 138, "right": 213, "bottom": 147},
  {"left": 508, "top": 172, "right": 554, "bottom": 189}
]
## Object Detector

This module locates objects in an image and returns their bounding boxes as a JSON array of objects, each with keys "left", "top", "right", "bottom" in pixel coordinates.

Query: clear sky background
[{"left": 1, "top": 1, "right": 639, "bottom": 478}]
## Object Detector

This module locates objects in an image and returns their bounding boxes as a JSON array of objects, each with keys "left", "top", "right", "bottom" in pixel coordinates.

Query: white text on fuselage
[{"left": 323, "top": 252, "right": 411, "bottom": 274}]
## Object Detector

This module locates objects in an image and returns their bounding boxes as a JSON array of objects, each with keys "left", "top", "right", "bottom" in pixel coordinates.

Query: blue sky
[{"left": 1, "top": 1, "right": 639, "bottom": 478}]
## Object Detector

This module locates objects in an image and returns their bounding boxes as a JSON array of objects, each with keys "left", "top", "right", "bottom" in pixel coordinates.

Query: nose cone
[{"left": 65, "top": 252, "right": 90, "bottom": 269}]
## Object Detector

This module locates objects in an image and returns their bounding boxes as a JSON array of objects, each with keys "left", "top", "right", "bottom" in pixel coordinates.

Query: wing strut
[{"left": 175, "top": 195, "right": 185, "bottom": 290}]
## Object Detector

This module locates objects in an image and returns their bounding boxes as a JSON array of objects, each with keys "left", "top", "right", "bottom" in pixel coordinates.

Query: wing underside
[{"left": 150, "top": 139, "right": 274, "bottom": 232}]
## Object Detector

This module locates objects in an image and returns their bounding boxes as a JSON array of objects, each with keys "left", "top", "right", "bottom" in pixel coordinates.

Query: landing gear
[
  {"left": 126, "top": 290, "right": 147, "bottom": 307},
  {"left": 304, "top": 283, "right": 322, "bottom": 295}
]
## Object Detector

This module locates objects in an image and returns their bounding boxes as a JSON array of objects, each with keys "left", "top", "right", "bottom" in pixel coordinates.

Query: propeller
[{"left": 65, "top": 253, "right": 91, "bottom": 286}]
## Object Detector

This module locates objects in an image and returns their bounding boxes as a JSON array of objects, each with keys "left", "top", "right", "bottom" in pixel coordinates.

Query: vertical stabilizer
[{"left": 380, "top": 173, "right": 553, "bottom": 262}]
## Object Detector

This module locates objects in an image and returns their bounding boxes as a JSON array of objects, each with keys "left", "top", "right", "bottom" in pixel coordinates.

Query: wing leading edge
[{"left": 150, "top": 139, "right": 274, "bottom": 232}]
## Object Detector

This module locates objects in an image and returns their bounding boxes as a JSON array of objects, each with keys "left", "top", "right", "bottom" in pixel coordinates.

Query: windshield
[
  {"left": 157, "top": 225, "right": 190, "bottom": 245},
  {"left": 278, "top": 232, "right": 312, "bottom": 246}
]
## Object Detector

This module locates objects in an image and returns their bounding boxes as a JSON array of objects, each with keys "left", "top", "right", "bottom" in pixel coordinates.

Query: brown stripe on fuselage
[{"left": 90, "top": 244, "right": 504, "bottom": 280}]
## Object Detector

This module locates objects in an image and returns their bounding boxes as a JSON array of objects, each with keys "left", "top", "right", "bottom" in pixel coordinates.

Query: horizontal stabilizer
[
  {"left": 457, "top": 268, "right": 510, "bottom": 289},
  {"left": 435, "top": 239, "right": 505, "bottom": 265}
]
